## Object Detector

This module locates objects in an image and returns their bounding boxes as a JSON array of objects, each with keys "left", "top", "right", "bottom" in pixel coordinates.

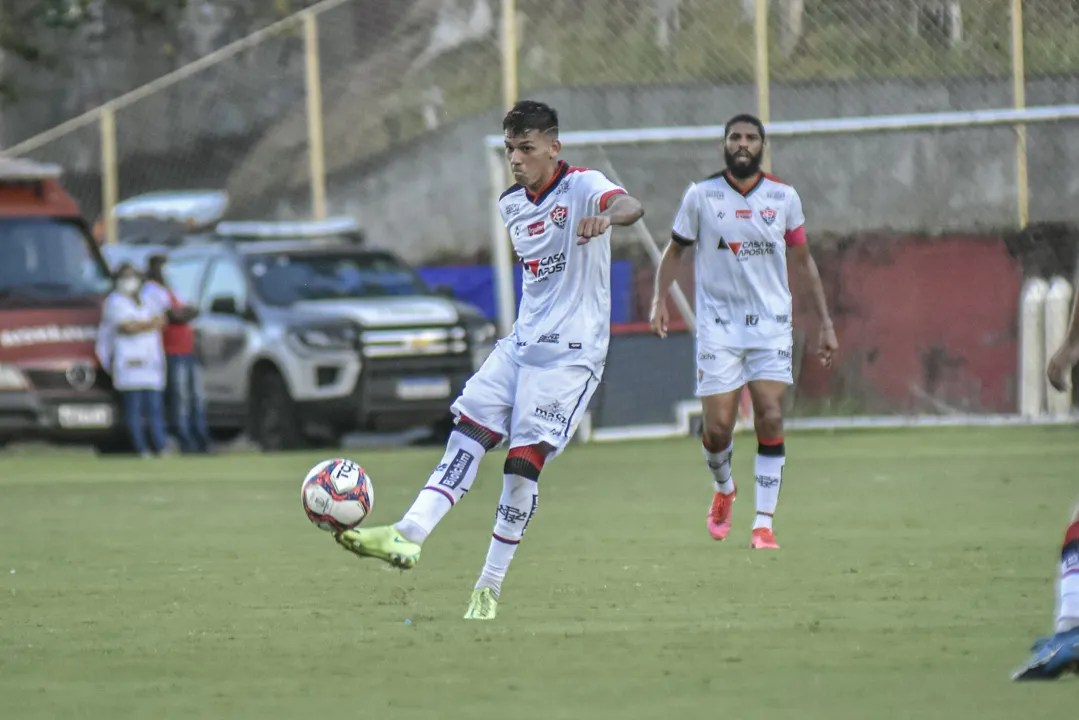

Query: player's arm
[
  {"left": 784, "top": 190, "right": 837, "bottom": 367},
  {"left": 1047, "top": 284, "right": 1079, "bottom": 391},
  {"left": 576, "top": 193, "right": 644, "bottom": 244},
  {"left": 788, "top": 241, "right": 837, "bottom": 368},
  {"left": 650, "top": 183, "right": 698, "bottom": 338},
  {"left": 601, "top": 192, "right": 644, "bottom": 227},
  {"left": 649, "top": 237, "right": 690, "bottom": 339}
]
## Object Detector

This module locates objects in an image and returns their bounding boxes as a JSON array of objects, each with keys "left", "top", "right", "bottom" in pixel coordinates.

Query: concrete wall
[
  {"left": 39, "top": 74, "right": 1079, "bottom": 263},
  {"left": 265, "top": 76, "right": 1079, "bottom": 263}
]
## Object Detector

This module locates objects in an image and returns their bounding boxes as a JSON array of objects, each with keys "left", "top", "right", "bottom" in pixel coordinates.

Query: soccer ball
[{"left": 301, "top": 458, "right": 374, "bottom": 532}]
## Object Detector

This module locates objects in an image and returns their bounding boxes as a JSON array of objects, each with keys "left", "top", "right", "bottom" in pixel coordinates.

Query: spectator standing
[
  {"left": 143, "top": 254, "right": 212, "bottom": 454},
  {"left": 98, "top": 262, "right": 169, "bottom": 457}
]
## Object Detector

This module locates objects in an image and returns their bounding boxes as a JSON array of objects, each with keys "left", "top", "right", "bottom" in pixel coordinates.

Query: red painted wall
[{"left": 628, "top": 233, "right": 1023, "bottom": 414}]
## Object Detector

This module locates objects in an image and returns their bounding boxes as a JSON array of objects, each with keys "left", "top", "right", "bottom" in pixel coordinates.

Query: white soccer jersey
[
  {"left": 498, "top": 160, "right": 626, "bottom": 374},
  {"left": 672, "top": 171, "right": 807, "bottom": 348}
]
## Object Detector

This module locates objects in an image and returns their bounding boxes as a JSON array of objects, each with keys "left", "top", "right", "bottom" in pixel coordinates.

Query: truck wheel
[{"left": 250, "top": 369, "right": 306, "bottom": 452}]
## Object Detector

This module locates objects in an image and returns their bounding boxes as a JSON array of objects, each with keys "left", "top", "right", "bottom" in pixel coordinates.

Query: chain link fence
[
  {"left": 2, "top": 0, "right": 1077, "bottom": 423},
  {"left": 6, "top": 0, "right": 1077, "bottom": 239}
]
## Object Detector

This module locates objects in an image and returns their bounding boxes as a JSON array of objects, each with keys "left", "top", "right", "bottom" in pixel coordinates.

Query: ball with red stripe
[{"left": 301, "top": 458, "right": 374, "bottom": 532}]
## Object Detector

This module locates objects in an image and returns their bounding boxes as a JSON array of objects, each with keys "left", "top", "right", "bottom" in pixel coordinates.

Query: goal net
[{"left": 484, "top": 106, "right": 1079, "bottom": 441}]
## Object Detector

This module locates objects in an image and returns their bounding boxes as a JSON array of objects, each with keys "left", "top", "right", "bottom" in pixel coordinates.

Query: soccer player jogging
[
  {"left": 649, "top": 114, "right": 838, "bottom": 549},
  {"left": 334, "top": 100, "right": 644, "bottom": 619},
  {"left": 1013, "top": 287, "right": 1079, "bottom": 681}
]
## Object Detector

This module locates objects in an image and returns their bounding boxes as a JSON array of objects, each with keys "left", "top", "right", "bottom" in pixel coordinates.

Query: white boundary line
[{"left": 577, "top": 404, "right": 1078, "bottom": 443}]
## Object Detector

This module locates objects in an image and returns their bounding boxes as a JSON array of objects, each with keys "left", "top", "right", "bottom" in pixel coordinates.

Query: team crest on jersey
[
  {"left": 550, "top": 205, "right": 569, "bottom": 229},
  {"left": 760, "top": 207, "right": 777, "bottom": 225}
]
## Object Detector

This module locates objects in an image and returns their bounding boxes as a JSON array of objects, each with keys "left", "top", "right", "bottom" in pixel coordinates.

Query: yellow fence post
[
  {"left": 501, "top": 0, "right": 518, "bottom": 111},
  {"left": 1011, "top": 0, "right": 1029, "bottom": 229},
  {"left": 755, "top": 0, "right": 772, "bottom": 173},
  {"left": 99, "top": 107, "right": 118, "bottom": 245},
  {"left": 303, "top": 11, "right": 327, "bottom": 221}
]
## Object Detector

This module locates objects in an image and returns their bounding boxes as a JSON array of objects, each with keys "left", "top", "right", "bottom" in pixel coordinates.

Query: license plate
[
  {"left": 57, "top": 404, "right": 114, "bottom": 429},
  {"left": 395, "top": 377, "right": 451, "bottom": 401}
]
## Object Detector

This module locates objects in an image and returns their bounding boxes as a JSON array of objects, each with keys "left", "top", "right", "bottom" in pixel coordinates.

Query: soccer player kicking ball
[
  {"left": 1013, "top": 290, "right": 1079, "bottom": 681},
  {"left": 335, "top": 100, "right": 644, "bottom": 620},
  {"left": 649, "top": 113, "right": 837, "bottom": 550}
]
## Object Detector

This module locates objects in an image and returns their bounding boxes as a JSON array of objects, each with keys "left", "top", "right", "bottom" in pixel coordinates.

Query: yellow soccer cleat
[
  {"left": 463, "top": 587, "right": 498, "bottom": 620},
  {"left": 335, "top": 525, "right": 421, "bottom": 570}
]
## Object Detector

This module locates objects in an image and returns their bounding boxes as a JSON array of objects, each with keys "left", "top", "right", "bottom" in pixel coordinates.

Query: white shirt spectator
[{"left": 101, "top": 291, "right": 166, "bottom": 391}]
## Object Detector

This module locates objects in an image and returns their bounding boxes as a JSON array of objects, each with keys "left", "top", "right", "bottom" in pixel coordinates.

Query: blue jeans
[
  {"left": 121, "top": 390, "right": 168, "bottom": 455},
  {"left": 166, "top": 353, "right": 211, "bottom": 453}
]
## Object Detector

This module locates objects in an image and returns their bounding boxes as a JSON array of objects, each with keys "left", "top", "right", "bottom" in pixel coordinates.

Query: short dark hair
[
  {"left": 148, "top": 254, "right": 167, "bottom": 268},
  {"left": 725, "top": 113, "right": 766, "bottom": 142},
  {"left": 503, "top": 100, "right": 559, "bottom": 138}
]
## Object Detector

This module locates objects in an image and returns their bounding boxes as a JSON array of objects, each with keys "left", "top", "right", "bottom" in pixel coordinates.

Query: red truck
[{"left": 0, "top": 159, "right": 122, "bottom": 451}]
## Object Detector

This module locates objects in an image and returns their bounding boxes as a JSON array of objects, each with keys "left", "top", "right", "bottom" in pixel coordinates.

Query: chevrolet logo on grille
[{"left": 406, "top": 336, "right": 437, "bottom": 351}]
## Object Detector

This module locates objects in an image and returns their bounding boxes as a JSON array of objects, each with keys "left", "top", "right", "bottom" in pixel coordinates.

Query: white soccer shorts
[
  {"left": 695, "top": 345, "right": 794, "bottom": 397},
  {"left": 451, "top": 342, "right": 599, "bottom": 458}
]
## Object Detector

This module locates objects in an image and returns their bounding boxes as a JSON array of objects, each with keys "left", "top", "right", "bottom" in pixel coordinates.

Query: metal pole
[
  {"left": 488, "top": 149, "right": 517, "bottom": 337},
  {"left": 100, "top": 107, "right": 118, "bottom": 245},
  {"left": 593, "top": 149, "right": 696, "bottom": 331},
  {"left": 490, "top": 0, "right": 520, "bottom": 336},
  {"left": 303, "top": 11, "right": 328, "bottom": 221},
  {"left": 501, "top": 0, "right": 518, "bottom": 110},
  {"left": 1011, "top": 0, "right": 1029, "bottom": 229},
  {"left": 755, "top": 0, "right": 772, "bottom": 173}
]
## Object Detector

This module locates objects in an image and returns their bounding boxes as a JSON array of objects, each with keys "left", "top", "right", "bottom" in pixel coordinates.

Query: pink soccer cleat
[
  {"left": 707, "top": 486, "right": 737, "bottom": 540},
  {"left": 751, "top": 527, "right": 780, "bottom": 549}
]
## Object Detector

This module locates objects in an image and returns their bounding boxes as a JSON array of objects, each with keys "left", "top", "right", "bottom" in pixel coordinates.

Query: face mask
[{"left": 117, "top": 277, "right": 140, "bottom": 295}]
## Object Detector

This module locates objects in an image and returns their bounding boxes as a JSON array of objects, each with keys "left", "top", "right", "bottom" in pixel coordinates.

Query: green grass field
[{"left": 2, "top": 426, "right": 1078, "bottom": 719}]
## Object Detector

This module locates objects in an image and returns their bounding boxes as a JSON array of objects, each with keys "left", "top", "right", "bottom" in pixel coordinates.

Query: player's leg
[
  {"left": 696, "top": 347, "right": 746, "bottom": 541},
  {"left": 336, "top": 345, "right": 515, "bottom": 569},
  {"left": 1013, "top": 501, "right": 1079, "bottom": 680},
  {"left": 745, "top": 346, "right": 795, "bottom": 549},
  {"left": 464, "top": 364, "right": 598, "bottom": 619}
]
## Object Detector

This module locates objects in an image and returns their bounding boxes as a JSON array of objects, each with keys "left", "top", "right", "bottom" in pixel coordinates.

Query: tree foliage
[{"left": 0, "top": 0, "right": 190, "bottom": 101}]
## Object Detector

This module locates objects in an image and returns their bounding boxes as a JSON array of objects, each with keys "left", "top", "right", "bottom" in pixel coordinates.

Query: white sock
[
  {"left": 702, "top": 439, "right": 735, "bottom": 495},
  {"left": 1057, "top": 522, "right": 1079, "bottom": 633},
  {"left": 475, "top": 474, "right": 540, "bottom": 599},
  {"left": 753, "top": 439, "right": 785, "bottom": 531},
  {"left": 396, "top": 431, "right": 488, "bottom": 544}
]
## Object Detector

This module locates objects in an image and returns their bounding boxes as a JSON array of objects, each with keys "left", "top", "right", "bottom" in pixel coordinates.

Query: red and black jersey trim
[
  {"left": 721, "top": 170, "right": 766, "bottom": 198},
  {"left": 499, "top": 184, "right": 523, "bottom": 201},
  {"left": 500, "top": 161, "right": 572, "bottom": 206}
]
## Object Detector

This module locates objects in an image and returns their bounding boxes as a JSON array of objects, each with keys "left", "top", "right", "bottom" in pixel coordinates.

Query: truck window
[
  {"left": 201, "top": 259, "right": 248, "bottom": 314},
  {"left": 0, "top": 218, "right": 111, "bottom": 304},
  {"left": 163, "top": 257, "right": 208, "bottom": 306},
  {"left": 247, "top": 251, "right": 428, "bottom": 307}
]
